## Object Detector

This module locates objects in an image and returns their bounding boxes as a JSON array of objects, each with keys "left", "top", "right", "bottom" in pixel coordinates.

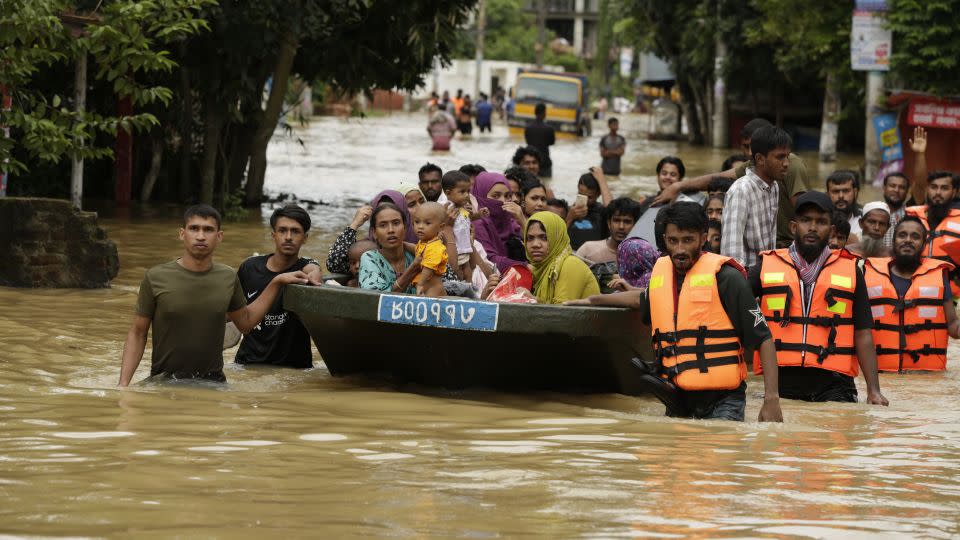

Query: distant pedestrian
[
  {"left": 524, "top": 103, "right": 555, "bottom": 178},
  {"left": 456, "top": 95, "right": 473, "bottom": 135},
  {"left": 476, "top": 93, "right": 493, "bottom": 133},
  {"left": 427, "top": 104, "right": 456, "bottom": 151},
  {"left": 599, "top": 117, "right": 626, "bottom": 176}
]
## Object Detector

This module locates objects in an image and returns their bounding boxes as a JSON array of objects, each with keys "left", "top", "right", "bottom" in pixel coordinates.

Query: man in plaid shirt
[{"left": 721, "top": 126, "right": 793, "bottom": 268}]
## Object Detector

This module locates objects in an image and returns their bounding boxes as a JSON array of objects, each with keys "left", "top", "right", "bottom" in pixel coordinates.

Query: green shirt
[
  {"left": 735, "top": 152, "right": 810, "bottom": 248},
  {"left": 135, "top": 260, "right": 246, "bottom": 380}
]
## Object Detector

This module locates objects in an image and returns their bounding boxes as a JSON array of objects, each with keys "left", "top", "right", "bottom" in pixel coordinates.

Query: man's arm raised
[{"left": 652, "top": 168, "right": 738, "bottom": 206}]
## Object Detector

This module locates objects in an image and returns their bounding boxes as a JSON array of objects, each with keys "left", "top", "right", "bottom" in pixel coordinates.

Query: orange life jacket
[
  {"left": 755, "top": 249, "right": 859, "bottom": 377},
  {"left": 905, "top": 206, "right": 960, "bottom": 297},
  {"left": 648, "top": 252, "right": 747, "bottom": 391},
  {"left": 863, "top": 257, "right": 952, "bottom": 372}
]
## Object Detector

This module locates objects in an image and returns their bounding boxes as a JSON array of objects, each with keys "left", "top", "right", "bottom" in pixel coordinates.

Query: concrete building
[{"left": 524, "top": 0, "right": 600, "bottom": 58}]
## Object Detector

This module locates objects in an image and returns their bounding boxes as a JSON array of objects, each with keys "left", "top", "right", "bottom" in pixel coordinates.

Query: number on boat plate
[{"left": 377, "top": 295, "right": 499, "bottom": 332}]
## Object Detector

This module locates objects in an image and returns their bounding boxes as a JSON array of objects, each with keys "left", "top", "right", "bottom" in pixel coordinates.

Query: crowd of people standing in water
[{"left": 119, "top": 112, "right": 960, "bottom": 427}]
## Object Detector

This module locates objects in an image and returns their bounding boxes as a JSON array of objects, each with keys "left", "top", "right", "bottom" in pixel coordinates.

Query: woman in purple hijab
[
  {"left": 326, "top": 189, "right": 418, "bottom": 274},
  {"left": 472, "top": 172, "right": 526, "bottom": 273},
  {"left": 366, "top": 190, "right": 417, "bottom": 243}
]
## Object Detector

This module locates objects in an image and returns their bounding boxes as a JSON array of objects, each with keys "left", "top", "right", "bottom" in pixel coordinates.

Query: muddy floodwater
[{"left": 3, "top": 113, "right": 959, "bottom": 538}]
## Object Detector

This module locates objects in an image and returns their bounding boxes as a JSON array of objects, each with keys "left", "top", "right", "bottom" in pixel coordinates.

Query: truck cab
[{"left": 507, "top": 69, "right": 591, "bottom": 137}]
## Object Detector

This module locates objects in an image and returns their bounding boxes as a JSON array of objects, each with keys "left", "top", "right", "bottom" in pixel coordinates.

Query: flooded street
[{"left": 3, "top": 113, "right": 960, "bottom": 538}]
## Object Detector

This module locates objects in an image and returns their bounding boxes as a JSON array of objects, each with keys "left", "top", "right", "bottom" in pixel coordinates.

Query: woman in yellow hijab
[{"left": 524, "top": 211, "right": 600, "bottom": 304}]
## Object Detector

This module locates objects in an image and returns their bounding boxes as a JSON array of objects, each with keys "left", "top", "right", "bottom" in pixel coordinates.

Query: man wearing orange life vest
[
  {"left": 568, "top": 202, "right": 783, "bottom": 422},
  {"left": 750, "top": 192, "right": 888, "bottom": 404},
  {"left": 904, "top": 171, "right": 960, "bottom": 296},
  {"left": 863, "top": 216, "right": 960, "bottom": 372}
]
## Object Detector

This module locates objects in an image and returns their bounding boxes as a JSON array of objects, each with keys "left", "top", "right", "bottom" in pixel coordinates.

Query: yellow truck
[{"left": 507, "top": 69, "right": 591, "bottom": 137}]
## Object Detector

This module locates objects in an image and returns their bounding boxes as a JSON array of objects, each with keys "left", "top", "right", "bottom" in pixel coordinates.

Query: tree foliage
[
  {"left": 0, "top": 0, "right": 210, "bottom": 175},
  {"left": 887, "top": 0, "right": 960, "bottom": 96},
  {"left": 452, "top": 0, "right": 585, "bottom": 72}
]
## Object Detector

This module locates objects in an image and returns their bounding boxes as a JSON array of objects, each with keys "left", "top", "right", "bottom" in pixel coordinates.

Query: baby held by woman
[{"left": 412, "top": 202, "right": 449, "bottom": 297}]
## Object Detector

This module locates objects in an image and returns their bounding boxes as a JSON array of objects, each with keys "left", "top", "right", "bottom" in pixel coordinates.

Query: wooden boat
[{"left": 284, "top": 284, "right": 656, "bottom": 396}]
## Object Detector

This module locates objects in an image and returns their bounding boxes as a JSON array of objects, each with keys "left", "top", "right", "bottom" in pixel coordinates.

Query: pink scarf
[{"left": 788, "top": 242, "right": 831, "bottom": 297}]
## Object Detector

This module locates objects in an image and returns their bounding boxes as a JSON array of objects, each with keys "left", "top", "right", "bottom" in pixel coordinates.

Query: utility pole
[
  {"left": 71, "top": 52, "right": 86, "bottom": 210},
  {"left": 535, "top": 0, "right": 546, "bottom": 68},
  {"left": 474, "top": 0, "right": 485, "bottom": 99},
  {"left": 864, "top": 71, "right": 884, "bottom": 181},
  {"left": 819, "top": 71, "right": 840, "bottom": 162}
]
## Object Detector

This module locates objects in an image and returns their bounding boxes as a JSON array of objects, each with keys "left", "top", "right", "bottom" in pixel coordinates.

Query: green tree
[
  {"left": 453, "top": 0, "right": 585, "bottom": 71},
  {"left": 0, "top": 0, "right": 210, "bottom": 177},
  {"left": 887, "top": 0, "right": 960, "bottom": 96},
  {"left": 746, "top": 0, "right": 852, "bottom": 161}
]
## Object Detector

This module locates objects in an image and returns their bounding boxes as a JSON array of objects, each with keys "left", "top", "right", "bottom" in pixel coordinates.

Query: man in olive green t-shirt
[{"left": 119, "top": 205, "right": 310, "bottom": 386}]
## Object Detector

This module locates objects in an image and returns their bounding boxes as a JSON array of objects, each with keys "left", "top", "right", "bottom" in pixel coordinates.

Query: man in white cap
[{"left": 846, "top": 201, "right": 891, "bottom": 258}]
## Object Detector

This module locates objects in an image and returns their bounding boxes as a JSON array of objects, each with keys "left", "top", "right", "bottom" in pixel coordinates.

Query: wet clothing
[
  {"left": 476, "top": 100, "right": 493, "bottom": 132},
  {"left": 235, "top": 255, "right": 317, "bottom": 368},
  {"left": 359, "top": 250, "right": 416, "bottom": 294},
  {"left": 670, "top": 382, "right": 747, "bottom": 421},
  {"left": 776, "top": 368, "right": 858, "bottom": 402},
  {"left": 524, "top": 120, "right": 555, "bottom": 177},
  {"left": 600, "top": 133, "right": 626, "bottom": 175},
  {"left": 135, "top": 260, "right": 246, "bottom": 381},
  {"left": 735, "top": 153, "right": 812, "bottom": 248},
  {"left": 526, "top": 211, "right": 600, "bottom": 304},
  {"left": 638, "top": 262, "right": 771, "bottom": 419},
  {"left": 568, "top": 202, "right": 606, "bottom": 251}
]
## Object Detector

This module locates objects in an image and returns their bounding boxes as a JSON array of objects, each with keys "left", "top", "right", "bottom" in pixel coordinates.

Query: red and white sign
[{"left": 908, "top": 99, "right": 960, "bottom": 130}]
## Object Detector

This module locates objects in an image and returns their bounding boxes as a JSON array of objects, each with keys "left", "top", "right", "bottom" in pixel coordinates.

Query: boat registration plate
[{"left": 377, "top": 294, "right": 499, "bottom": 332}]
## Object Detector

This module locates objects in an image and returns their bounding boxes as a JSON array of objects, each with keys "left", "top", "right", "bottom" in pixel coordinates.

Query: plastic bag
[{"left": 488, "top": 265, "right": 538, "bottom": 304}]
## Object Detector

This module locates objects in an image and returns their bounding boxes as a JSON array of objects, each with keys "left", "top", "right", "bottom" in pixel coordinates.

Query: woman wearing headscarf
[
  {"left": 326, "top": 190, "right": 416, "bottom": 274},
  {"left": 524, "top": 211, "right": 599, "bottom": 304},
  {"left": 472, "top": 172, "right": 527, "bottom": 273},
  {"left": 394, "top": 182, "right": 426, "bottom": 215},
  {"left": 608, "top": 237, "right": 659, "bottom": 291}
]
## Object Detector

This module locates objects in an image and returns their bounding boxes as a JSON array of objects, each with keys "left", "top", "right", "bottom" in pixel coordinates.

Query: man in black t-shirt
[
  {"left": 524, "top": 103, "right": 555, "bottom": 178},
  {"left": 235, "top": 205, "right": 321, "bottom": 368}
]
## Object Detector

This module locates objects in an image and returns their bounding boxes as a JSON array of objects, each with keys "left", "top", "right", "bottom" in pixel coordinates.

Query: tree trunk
[
  {"left": 140, "top": 136, "right": 164, "bottom": 201},
  {"left": 819, "top": 70, "right": 840, "bottom": 162},
  {"left": 199, "top": 104, "right": 225, "bottom": 205},
  {"left": 178, "top": 54, "right": 193, "bottom": 202},
  {"left": 678, "top": 77, "right": 704, "bottom": 145},
  {"left": 245, "top": 33, "right": 299, "bottom": 207},
  {"left": 227, "top": 121, "right": 254, "bottom": 192}
]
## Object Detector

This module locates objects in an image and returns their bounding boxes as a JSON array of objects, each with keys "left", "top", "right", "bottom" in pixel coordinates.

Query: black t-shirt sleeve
[
  {"left": 747, "top": 263, "right": 762, "bottom": 297},
  {"left": 852, "top": 267, "right": 873, "bottom": 330},
  {"left": 638, "top": 288, "right": 651, "bottom": 326},
  {"left": 945, "top": 269, "right": 953, "bottom": 302},
  {"left": 717, "top": 266, "right": 772, "bottom": 348}
]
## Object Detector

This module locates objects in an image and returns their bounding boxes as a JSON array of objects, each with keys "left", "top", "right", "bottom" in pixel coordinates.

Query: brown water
[{"left": 3, "top": 113, "right": 959, "bottom": 538}]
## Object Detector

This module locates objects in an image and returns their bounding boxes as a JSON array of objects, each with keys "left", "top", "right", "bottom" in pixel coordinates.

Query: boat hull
[{"left": 285, "top": 285, "right": 655, "bottom": 395}]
